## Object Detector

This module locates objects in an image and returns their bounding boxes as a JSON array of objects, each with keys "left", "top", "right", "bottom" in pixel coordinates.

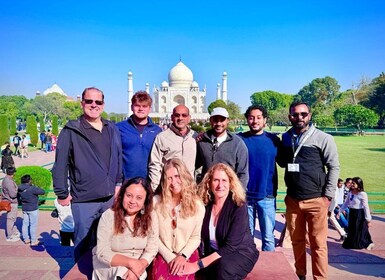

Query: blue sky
[{"left": 1, "top": 1, "right": 384, "bottom": 114}]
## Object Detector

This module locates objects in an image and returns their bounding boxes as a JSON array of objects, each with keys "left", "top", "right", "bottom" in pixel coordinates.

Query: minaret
[
  {"left": 221, "top": 72, "right": 228, "bottom": 103},
  {"left": 216, "top": 83, "right": 221, "bottom": 100},
  {"left": 145, "top": 82, "right": 150, "bottom": 94},
  {"left": 128, "top": 71, "right": 134, "bottom": 116}
]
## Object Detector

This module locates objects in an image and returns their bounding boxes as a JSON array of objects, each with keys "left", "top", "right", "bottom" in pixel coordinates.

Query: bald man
[{"left": 148, "top": 105, "right": 197, "bottom": 191}]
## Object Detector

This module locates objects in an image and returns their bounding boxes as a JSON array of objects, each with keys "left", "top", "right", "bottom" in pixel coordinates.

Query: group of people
[
  {"left": 39, "top": 130, "right": 57, "bottom": 152},
  {"left": 48, "top": 86, "right": 371, "bottom": 280},
  {"left": 1, "top": 167, "right": 46, "bottom": 246}
]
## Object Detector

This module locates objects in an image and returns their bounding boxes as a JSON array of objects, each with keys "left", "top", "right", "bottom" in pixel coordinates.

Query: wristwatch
[{"left": 197, "top": 259, "right": 205, "bottom": 270}]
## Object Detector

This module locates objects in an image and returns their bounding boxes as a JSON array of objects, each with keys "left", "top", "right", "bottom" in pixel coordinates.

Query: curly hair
[
  {"left": 198, "top": 163, "right": 246, "bottom": 207},
  {"left": 112, "top": 177, "right": 153, "bottom": 237},
  {"left": 157, "top": 158, "right": 200, "bottom": 218}
]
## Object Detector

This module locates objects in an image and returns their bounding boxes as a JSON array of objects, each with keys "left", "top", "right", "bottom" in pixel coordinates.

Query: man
[
  {"left": 196, "top": 107, "right": 249, "bottom": 188},
  {"left": 148, "top": 104, "right": 197, "bottom": 191},
  {"left": 116, "top": 91, "right": 162, "bottom": 180},
  {"left": 45, "top": 131, "right": 52, "bottom": 153},
  {"left": 1, "top": 167, "right": 20, "bottom": 242},
  {"left": 281, "top": 101, "right": 340, "bottom": 280},
  {"left": 12, "top": 132, "right": 21, "bottom": 156},
  {"left": 40, "top": 130, "right": 46, "bottom": 150},
  {"left": 238, "top": 105, "right": 282, "bottom": 251},
  {"left": 52, "top": 87, "right": 123, "bottom": 261}
]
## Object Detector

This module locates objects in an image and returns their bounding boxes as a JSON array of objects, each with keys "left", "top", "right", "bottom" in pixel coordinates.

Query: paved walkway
[{"left": 1, "top": 150, "right": 385, "bottom": 279}]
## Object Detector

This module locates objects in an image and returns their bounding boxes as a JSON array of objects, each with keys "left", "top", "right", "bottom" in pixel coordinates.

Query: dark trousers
[
  {"left": 60, "top": 230, "right": 75, "bottom": 246},
  {"left": 71, "top": 196, "right": 114, "bottom": 262},
  {"left": 14, "top": 144, "right": 20, "bottom": 155}
]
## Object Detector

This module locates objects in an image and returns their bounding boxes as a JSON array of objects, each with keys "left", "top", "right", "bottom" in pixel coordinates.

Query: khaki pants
[{"left": 285, "top": 196, "right": 329, "bottom": 280}]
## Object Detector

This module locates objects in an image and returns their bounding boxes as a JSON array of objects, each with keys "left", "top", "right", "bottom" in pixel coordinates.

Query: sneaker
[
  {"left": 6, "top": 235, "right": 20, "bottom": 242},
  {"left": 367, "top": 243, "right": 375, "bottom": 250},
  {"left": 24, "top": 239, "right": 31, "bottom": 245},
  {"left": 30, "top": 241, "right": 43, "bottom": 246},
  {"left": 339, "top": 234, "right": 347, "bottom": 242}
]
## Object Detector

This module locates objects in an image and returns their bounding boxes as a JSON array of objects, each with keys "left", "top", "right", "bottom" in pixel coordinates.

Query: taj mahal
[{"left": 127, "top": 61, "right": 228, "bottom": 120}]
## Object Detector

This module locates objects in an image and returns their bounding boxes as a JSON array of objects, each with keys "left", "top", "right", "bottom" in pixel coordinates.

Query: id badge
[{"left": 288, "top": 163, "right": 300, "bottom": 172}]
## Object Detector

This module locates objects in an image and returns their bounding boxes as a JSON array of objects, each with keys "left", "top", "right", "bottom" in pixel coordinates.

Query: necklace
[{"left": 212, "top": 204, "right": 222, "bottom": 217}]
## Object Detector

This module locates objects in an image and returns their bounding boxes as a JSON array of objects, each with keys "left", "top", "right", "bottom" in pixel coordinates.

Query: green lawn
[{"left": 277, "top": 135, "right": 385, "bottom": 213}]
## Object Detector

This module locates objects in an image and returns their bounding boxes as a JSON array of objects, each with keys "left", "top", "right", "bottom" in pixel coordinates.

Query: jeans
[
  {"left": 334, "top": 205, "right": 349, "bottom": 229},
  {"left": 6, "top": 203, "right": 19, "bottom": 238},
  {"left": 45, "top": 143, "right": 51, "bottom": 152},
  {"left": 247, "top": 196, "right": 276, "bottom": 251},
  {"left": 22, "top": 210, "right": 39, "bottom": 242}
]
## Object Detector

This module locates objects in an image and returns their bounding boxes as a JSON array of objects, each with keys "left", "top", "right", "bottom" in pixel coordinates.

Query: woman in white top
[
  {"left": 152, "top": 158, "right": 205, "bottom": 279},
  {"left": 92, "top": 177, "right": 158, "bottom": 280},
  {"left": 338, "top": 176, "right": 374, "bottom": 250}
]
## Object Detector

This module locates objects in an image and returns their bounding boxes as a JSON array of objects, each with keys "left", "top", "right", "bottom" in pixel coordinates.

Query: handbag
[{"left": 0, "top": 200, "right": 11, "bottom": 212}]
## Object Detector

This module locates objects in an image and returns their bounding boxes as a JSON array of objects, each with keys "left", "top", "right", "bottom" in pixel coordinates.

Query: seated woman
[
  {"left": 182, "top": 163, "right": 259, "bottom": 280},
  {"left": 93, "top": 177, "right": 158, "bottom": 280},
  {"left": 152, "top": 158, "right": 205, "bottom": 279}
]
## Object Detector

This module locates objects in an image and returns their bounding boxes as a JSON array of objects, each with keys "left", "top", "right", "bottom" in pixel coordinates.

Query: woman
[
  {"left": 20, "top": 135, "right": 29, "bottom": 159},
  {"left": 93, "top": 177, "right": 158, "bottom": 280},
  {"left": 1, "top": 143, "right": 15, "bottom": 173},
  {"left": 338, "top": 177, "right": 374, "bottom": 250},
  {"left": 152, "top": 158, "right": 205, "bottom": 279},
  {"left": 182, "top": 163, "right": 259, "bottom": 280}
]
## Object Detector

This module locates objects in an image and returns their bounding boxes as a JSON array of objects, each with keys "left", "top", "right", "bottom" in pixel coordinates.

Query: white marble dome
[
  {"left": 191, "top": 81, "right": 199, "bottom": 88},
  {"left": 168, "top": 61, "right": 193, "bottom": 88},
  {"left": 161, "top": 81, "right": 169, "bottom": 88}
]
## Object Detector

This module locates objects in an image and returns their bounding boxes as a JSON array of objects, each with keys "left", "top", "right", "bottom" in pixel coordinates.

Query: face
[
  {"left": 210, "top": 115, "right": 229, "bottom": 137},
  {"left": 131, "top": 101, "right": 151, "bottom": 120},
  {"left": 345, "top": 180, "right": 352, "bottom": 189},
  {"left": 289, "top": 104, "right": 311, "bottom": 132},
  {"left": 81, "top": 88, "right": 104, "bottom": 121},
  {"left": 122, "top": 183, "right": 147, "bottom": 216},
  {"left": 210, "top": 170, "right": 230, "bottom": 201},
  {"left": 171, "top": 105, "right": 191, "bottom": 132},
  {"left": 166, "top": 167, "right": 182, "bottom": 196},
  {"left": 351, "top": 181, "right": 358, "bottom": 190},
  {"left": 337, "top": 181, "right": 343, "bottom": 188},
  {"left": 247, "top": 109, "right": 266, "bottom": 135}
]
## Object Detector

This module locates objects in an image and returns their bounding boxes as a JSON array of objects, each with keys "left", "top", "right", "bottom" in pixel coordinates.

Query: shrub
[
  {"left": 26, "top": 116, "right": 38, "bottom": 146},
  {"left": 190, "top": 123, "right": 206, "bottom": 133},
  {"left": 51, "top": 115, "right": 59, "bottom": 135},
  {"left": 0, "top": 114, "right": 10, "bottom": 145},
  {"left": 9, "top": 116, "right": 17, "bottom": 135},
  {"left": 14, "top": 166, "right": 52, "bottom": 204},
  {"left": 38, "top": 115, "right": 45, "bottom": 133}
]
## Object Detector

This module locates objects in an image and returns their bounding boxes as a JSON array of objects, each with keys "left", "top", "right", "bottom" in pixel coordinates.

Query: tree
[
  {"left": 9, "top": 116, "right": 17, "bottom": 135},
  {"left": 363, "top": 72, "right": 385, "bottom": 127},
  {"left": 28, "top": 93, "right": 67, "bottom": 122},
  {"left": 296, "top": 76, "right": 340, "bottom": 107},
  {"left": 52, "top": 115, "right": 59, "bottom": 135},
  {"left": 226, "top": 101, "right": 243, "bottom": 120},
  {"left": 38, "top": 115, "right": 45, "bottom": 133},
  {"left": 0, "top": 95, "right": 29, "bottom": 119},
  {"left": 26, "top": 116, "right": 39, "bottom": 146},
  {"left": 0, "top": 115, "right": 10, "bottom": 145},
  {"left": 250, "top": 90, "right": 288, "bottom": 111},
  {"left": 207, "top": 100, "right": 227, "bottom": 114},
  {"left": 268, "top": 108, "right": 291, "bottom": 130},
  {"left": 63, "top": 101, "right": 83, "bottom": 121},
  {"left": 334, "top": 104, "right": 379, "bottom": 131}
]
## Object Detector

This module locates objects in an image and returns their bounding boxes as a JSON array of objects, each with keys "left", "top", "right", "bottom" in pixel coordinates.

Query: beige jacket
[
  {"left": 153, "top": 195, "right": 205, "bottom": 263},
  {"left": 148, "top": 126, "right": 197, "bottom": 191}
]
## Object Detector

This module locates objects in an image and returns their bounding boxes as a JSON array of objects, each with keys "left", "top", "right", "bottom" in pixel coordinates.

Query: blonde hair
[
  {"left": 157, "top": 158, "right": 200, "bottom": 218},
  {"left": 198, "top": 163, "right": 246, "bottom": 207}
]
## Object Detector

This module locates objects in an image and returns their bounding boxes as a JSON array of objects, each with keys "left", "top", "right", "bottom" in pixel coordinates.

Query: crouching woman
[
  {"left": 181, "top": 163, "right": 259, "bottom": 280},
  {"left": 92, "top": 177, "right": 158, "bottom": 280}
]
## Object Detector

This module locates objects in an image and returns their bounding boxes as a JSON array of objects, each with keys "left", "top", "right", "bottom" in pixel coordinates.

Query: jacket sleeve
[
  {"left": 33, "top": 186, "right": 45, "bottom": 195},
  {"left": 217, "top": 203, "right": 249, "bottom": 256},
  {"left": 2, "top": 179, "right": 18, "bottom": 199},
  {"left": 52, "top": 128, "right": 71, "bottom": 200},
  {"left": 361, "top": 192, "right": 372, "bottom": 222},
  {"left": 148, "top": 135, "right": 164, "bottom": 191},
  {"left": 113, "top": 124, "right": 123, "bottom": 185},
  {"left": 94, "top": 210, "right": 115, "bottom": 265},
  {"left": 321, "top": 134, "right": 340, "bottom": 199},
  {"left": 235, "top": 139, "right": 249, "bottom": 189}
]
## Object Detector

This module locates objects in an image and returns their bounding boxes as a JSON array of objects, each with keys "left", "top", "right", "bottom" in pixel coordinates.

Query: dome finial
[{"left": 179, "top": 55, "right": 182, "bottom": 62}]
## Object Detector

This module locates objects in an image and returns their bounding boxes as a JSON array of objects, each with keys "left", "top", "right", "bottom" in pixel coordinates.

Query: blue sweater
[
  {"left": 238, "top": 131, "right": 281, "bottom": 201},
  {"left": 116, "top": 116, "right": 162, "bottom": 180}
]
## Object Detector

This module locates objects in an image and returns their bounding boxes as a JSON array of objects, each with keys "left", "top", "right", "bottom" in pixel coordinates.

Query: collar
[
  {"left": 80, "top": 115, "right": 107, "bottom": 129},
  {"left": 211, "top": 132, "right": 227, "bottom": 144},
  {"left": 170, "top": 123, "right": 190, "bottom": 137}
]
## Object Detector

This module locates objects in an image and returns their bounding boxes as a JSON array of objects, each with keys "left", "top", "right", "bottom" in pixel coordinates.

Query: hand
[
  {"left": 129, "top": 259, "right": 145, "bottom": 279},
  {"left": 196, "top": 132, "right": 204, "bottom": 142},
  {"left": 367, "top": 221, "right": 371, "bottom": 228},
  {"left": 58, "top": 194, "right": 72, "bottom": 206},
  {"left": 114, "top": 185, "right": 121, "bottom": 198},
  {"left": 178, "top": 261, "right": 199, "bottom": 275},
  {"left": 336, "top": 212, "right": 340, "bottom": 219},
  {"left": 170, "top": 255, "right": 187, "bottom": 275},
  {"left": 123, "top": 269, "right": 138, "bottom": 280}
]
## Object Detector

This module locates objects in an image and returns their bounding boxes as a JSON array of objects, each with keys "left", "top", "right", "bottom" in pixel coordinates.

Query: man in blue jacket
[
  {"left": 52, "top": 87, "right": 123, "bottom": 261},
  {"left": 116, "top": 91, "right": 161, "bottom": 180}
]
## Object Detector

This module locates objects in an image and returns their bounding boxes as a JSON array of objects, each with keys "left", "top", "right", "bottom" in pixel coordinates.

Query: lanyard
[{"left": 291, "top": 125, "right": 315, "bottom": 163}]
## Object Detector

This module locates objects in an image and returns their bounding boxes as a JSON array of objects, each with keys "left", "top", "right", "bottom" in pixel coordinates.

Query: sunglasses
[
  {"left": 171, "top": 208, "right": 177, "bottom": 229},
  {"left": 173, "top": 113, "right": 189, "bottom": 118},
  {"left": 83, "top": 99, "right": 104, "bottom": 105},
  {"left": 290, "top": 112, "right": 309, "bottom": 118}
]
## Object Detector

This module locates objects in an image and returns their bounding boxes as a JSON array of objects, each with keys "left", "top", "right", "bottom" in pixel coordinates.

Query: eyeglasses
[
  {"left": 173, "top": 113, "right": 189, "bottom": 118},
  {"left": 83, "top": 99, "right": 104, "bottom": 105},
  {"left": 290, "top": 112, "right": 309, "bottom": 118},
  {"left": 171, "top": 208, "right": 177, "bottom": 229}
]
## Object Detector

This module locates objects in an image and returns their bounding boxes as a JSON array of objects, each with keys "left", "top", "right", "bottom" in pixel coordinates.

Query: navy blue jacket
[
  {"left": 52, "top": 117, "right": 123, "bottom": 203},
  {"left": 18, "top": 183, "right": 45, "bottom": 211},
  {"left": 116, "top": 116, "right": 161, "bottom": 180}
]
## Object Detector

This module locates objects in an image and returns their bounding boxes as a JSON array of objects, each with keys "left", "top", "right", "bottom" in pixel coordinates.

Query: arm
[
  {"left": 322, "top": 135, "right": 340, "bottom": 199},
  {"left": 33, "top": 186, "right": 46, "bottom": 195},
  {"left": 361, "top": 192, "right": 372, "bottom": 222},
  {"left": 148, "top": 135, "right": 164, "bottom": 191},
  {"left": 235, "top": 140, "right": 249, "bottom": 189},
  {"left": 139, "top": 211, "right": 159, "bottom": 265},
  {"left": 3, "top": 179, "right": 18, "bottom": 199},
  {"left": 52, "top": 128, "right": 71, "bottom": 200}
]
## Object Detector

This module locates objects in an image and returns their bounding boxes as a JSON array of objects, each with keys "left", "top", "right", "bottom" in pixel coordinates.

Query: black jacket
[
  {"left": 52, "top": 117, "right": 123, "bottom": 203},
  {"left": 18, "top": 183, "right": 45, "bottom": 211}
]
